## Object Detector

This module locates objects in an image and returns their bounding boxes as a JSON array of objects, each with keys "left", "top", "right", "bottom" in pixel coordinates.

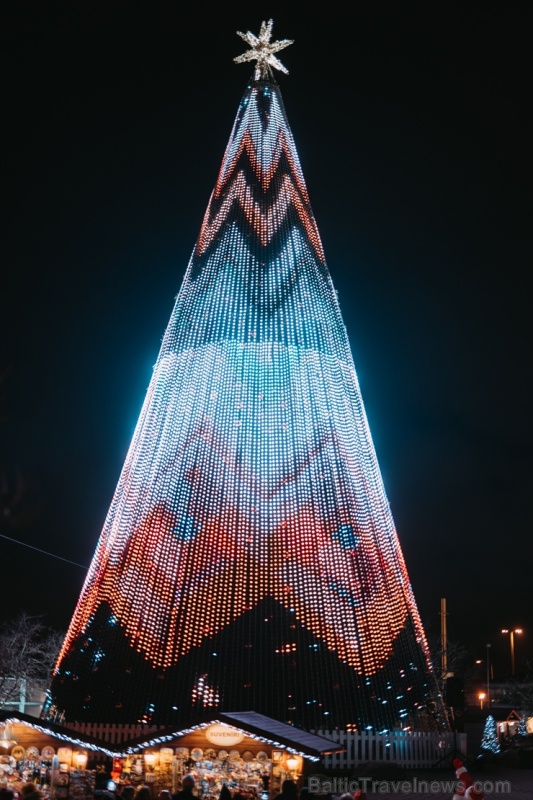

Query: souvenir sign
[{"left": 205, "top": 724, "right": 244, "bottom": 747}]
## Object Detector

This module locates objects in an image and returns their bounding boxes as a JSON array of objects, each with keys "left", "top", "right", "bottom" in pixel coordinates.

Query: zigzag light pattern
[{"left": 45, "top": 76, "right": 445, "bottom": 731}]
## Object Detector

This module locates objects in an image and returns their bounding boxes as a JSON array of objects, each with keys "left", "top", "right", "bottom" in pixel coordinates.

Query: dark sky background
[{"left": 2, "top": 2, "right": 531, "bottom": 681}]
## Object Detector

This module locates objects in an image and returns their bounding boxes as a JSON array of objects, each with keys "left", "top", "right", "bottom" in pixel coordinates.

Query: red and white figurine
[{"left": 452, "top": 758, "right": 484, "bottom": 800}]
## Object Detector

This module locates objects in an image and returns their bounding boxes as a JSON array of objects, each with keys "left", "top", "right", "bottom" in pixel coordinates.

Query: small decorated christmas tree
[
  {"left": 518, "top": 714, "right": 528, "bottom": 737},
  {"left": 480, "top": 714, "right": 500, "bottom": 754}
]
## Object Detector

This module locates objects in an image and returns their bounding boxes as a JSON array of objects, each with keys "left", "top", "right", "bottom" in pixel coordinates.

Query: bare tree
[
  {"left": 0, "top": 612, "right": 64, "bottom": 711},
  {"left": 506, "top": 664, "right": 533, "bottom": 715},
  {"left": 425, "top": 628, "right": 473, "bottom": 686}
]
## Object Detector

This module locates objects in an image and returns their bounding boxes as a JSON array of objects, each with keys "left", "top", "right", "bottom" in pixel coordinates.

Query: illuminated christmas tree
[
  {"left": 480, "top": 715, "right": 500, "bottom": 754},
  {"left": 43, "top": 21, "right": 446, "bottom": 732}
]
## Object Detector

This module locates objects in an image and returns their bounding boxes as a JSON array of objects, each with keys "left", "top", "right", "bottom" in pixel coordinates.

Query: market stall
[
  {"left": 1, "top": 711, "right": 342, "bottom": 800},
  {"left": 121, "top": 724, "right": 297, "bottom": 798},
  {"left": 114, "top": 712, "right": 342, "bottom": 799},
  {"left": 0, "top": 712, "right": 114, "bottom": 800}
]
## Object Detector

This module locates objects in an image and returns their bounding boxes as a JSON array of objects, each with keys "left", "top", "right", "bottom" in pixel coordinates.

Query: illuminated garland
[
  {"left": 3, "top": 716, "right": 117, "bottom": 757},
  {"left": 2, "top": 716, "right": 320, "bottom": 761},
  {"left": 121, "top": 720, "right": 320, "bottom": 761}
]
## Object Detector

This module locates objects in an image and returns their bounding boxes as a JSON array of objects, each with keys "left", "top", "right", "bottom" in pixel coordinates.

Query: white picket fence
[
  {"left": 63, "top": 723, "right": 467, "bottom": 769},
  {"left": 62, "top": 721, "right": 160, "bottom": 745},
  {"left": 314, "top": 729, "right": 467, "bottom": 769}
]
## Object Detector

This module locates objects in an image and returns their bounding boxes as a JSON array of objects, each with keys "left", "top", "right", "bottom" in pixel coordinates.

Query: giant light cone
[{"left": 44, "top": 24, "right": 446, "bottom": 733}]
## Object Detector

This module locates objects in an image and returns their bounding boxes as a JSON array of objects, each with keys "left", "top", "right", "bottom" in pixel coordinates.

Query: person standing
[
  {"left": 20, "top": 785, "right": 41, "bottom": 800},
  {"left": 171, "top": 775, "right": 195, "bottom": 800},
  {"left": 272, "top": 780, "right": 297, "bottom": 800},
  {"left": 120, "top": 787, "right": 136, "bottom": 800}
]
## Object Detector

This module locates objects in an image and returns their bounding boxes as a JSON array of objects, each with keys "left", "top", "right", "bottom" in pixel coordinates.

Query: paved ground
[{"left": 307, "top": 768, "right": 533, "bottom": 799}]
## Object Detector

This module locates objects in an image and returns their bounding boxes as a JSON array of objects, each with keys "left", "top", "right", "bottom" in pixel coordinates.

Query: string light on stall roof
[{"left": 2, "top": 716, "right": 117, "bottom": 757}]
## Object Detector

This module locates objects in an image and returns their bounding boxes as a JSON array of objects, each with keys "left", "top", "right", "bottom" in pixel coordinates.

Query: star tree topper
[{"left": 234, "top": 19, "right": 294, "bottom": 80}]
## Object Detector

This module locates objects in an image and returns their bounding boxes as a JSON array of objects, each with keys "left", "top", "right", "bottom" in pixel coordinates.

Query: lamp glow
[
  {"left": 0, "top": 724, "right": 17, "bottom": 749},
  {"left": 74, "top": 752, "right": 88, "bottom": 770},
  {"left": 501, "top": 628, "right": 524, "bottom": 676},
  {"left": 286, "top": 756, "right": 300, "bottom": 774}
]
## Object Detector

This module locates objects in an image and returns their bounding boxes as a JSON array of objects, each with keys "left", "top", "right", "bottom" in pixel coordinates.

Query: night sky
[{"left": 2, "top": 3, "right": 531, "bottom": 681}]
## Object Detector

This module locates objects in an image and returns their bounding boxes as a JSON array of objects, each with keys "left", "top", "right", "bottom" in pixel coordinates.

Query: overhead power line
[{"left": 0, "top": 532, "right": 88, "bottom": 569}]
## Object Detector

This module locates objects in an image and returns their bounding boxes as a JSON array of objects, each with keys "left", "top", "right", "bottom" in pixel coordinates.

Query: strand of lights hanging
[
  {"left": 1, "top": 716, "right": 319, "bottom": 762},
  {"left": 2, "top": 717, "right": 117, "bottom": 758},
  {"left": 120, "top": 721, "right": 320, "bottom": 762}
]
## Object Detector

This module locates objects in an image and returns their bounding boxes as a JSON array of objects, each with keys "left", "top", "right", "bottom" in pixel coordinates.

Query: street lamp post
[
  {"left": 486, "top": 643, "right": 491, "bottom": 710},
  {"left": 502, "top": 628, "right": 523, "bottom": 676}
]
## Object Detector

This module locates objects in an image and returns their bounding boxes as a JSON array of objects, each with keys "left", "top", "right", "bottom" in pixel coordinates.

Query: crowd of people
[
  {"left": 0, "top": 778, "right": 366, "bottom": 800},
  {"left": 0, "top": 781, "right": 49, "bottom": 800}
]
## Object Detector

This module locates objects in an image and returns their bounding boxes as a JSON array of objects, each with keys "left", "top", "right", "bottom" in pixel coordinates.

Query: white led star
[{"left": 234, "top": 19, "right": 294, "bottom": 81}]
